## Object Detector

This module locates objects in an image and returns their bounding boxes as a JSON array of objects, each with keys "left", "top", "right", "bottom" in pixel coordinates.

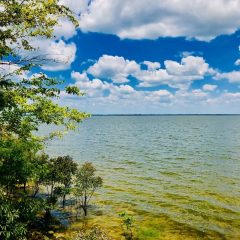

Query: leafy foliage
[
  {"left": 31, "top": 153, "right": 50, "bottom": 197},
  {"left": 51, "top": 155, "right": 78, "bottom": 187},
  {"left": 0, "top": 0, "right": 89, "bottom": 239},
  {"left": 0, "top": 72, "right": 89, "bottom": 139},
  {"left": 0, "top": 189, "right": 27, "bottom": 240},
  {"left": 119, "top": 212, "right": 135, "bottom": 240},
  {"left": 49, "top": 156, "right": 77, "bottom": 207},
  {"left": 0, "top": 0, "right": 89, "bottom": 140},
  {"left": 74, "top": 226, "right": 111, "bottom": 240},
  {"left": 74, "top": 162, "right": 103, "bottom": 216},
  {"left": 0, "top": 137, "right": 41, "bottom": 193},
  {"left": 0, "top": 151, "right": 45, "bottom": 239},
  {"left": 0, "top": 0, "right": 78, "bottom": 58}
]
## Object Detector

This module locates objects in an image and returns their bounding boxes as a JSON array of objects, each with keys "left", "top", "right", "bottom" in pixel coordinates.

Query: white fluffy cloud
[
  {"left": 69, "top": 69, "right": 214, "bottom": 108},
  {"left": 135, "top": 69, "right": 174, "bottom": 87},
  {"left": 165, "top": 56, "right": 212, "bottom": 76},
  {"left": 64, "top": 71, "right": 221, "bottom": 113},
  {"left": 215, "top": 71, "right": 240, "bottom": 83},
  {"left": 55, "top": 1, "right": 89, "bottom": 40},
  {"left": 22, "top": 39, "right": 77, "bottom": 71},
  {"left": 137, "top": 56, "right": 215, "bottom": 88},
  {"left": 71, "top": 70, "right": 136, "bottom": 98},
  {"left": 175, "top": 89, "right": 208, "bottom": 103},
  {"left": 71, "top": 71, "right": 89, "bottom": 82},
  {"left": 60, "top": 89, "right": 240, "bottom": 114},
  {"left": 235, "top": 59, "right": 240, "bottom": 66},
  {"left": 222, "top": 92, "right": 240, "bottom": 103},
  {"left": 143, "top": 61, "right": 160, "bottom": 70},
  {"left": 145, "top": 89, "right": 174, "bottom": 104},
  {"left": 202, "top": 84, "right": 217, "bottom": 91},
  {"left": 6, "top": 2, "right": 79, "bottom": 72},
  {"left": 74, "top": 0, "right": 240, "bottom": 41},
  {"left": 0, "top": 62, "right": 27, "bottom": 81},
  {"left": 53, "top": 18, "right": 77, "bottom": 40},
  {"left": 63, "top": 69, "right": 240, "bottom": 113},
  {"left": 84, "top": 55, "right": 216, "bottom": 89},
  {"left": 59, "top": 0, "right": 89, "bottom": 15},
  {"left": 70, "top": 70, "right": 176, "bottom": 105},
  {"left": 61, "top": 55, "right": 240, "bottom": 113},
  {"left": 117, "top": 85, "right": 135, "bottom": 94},
  {"left": 0, "top": 63, "right": 20, "bottom": 77},
  {"left": 87, "top": 55, "right": 140, "bottom": 83},
  {"left": 40, "top": 40, "right": 76, "bottom": 71}
]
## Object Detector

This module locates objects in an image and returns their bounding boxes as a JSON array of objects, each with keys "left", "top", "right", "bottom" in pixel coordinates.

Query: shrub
[{"left": 73, "top": 226, "right": 111, "bottom": 240}]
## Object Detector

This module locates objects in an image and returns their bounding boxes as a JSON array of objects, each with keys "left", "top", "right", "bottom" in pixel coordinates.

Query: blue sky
[{"left": 26, "top": 1, "right": 240, "bottom": 113}]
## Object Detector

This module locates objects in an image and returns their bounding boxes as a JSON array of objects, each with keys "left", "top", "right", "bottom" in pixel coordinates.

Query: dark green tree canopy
[
  {"left": 75, "top": 162, "right": 103, "bottom": 216},
  {"left": 0, "top": 0, "right": 89, "bottom": 140},
  {"left": 0, "top": 0, "right": 78, "bottom": 58},
  {"left": 0, "top": 1, "right": 89, "bottom": 239},
  {"left": 51, "top": 155, "right": 78, "bottom": 186}
]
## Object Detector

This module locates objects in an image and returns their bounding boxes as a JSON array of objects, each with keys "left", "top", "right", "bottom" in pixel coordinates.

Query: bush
[
  {"left": 119, "top": 212, "right": 135, "bottom": 240},
  {"left": 73, "top": 226, "right": 111, "bottom": 240},
  {"left": 0, "top": 192, "right": 27, "bottom": 240}
]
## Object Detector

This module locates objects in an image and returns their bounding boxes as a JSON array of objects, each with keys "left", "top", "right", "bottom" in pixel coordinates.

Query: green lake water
[{"left": 44, "top": 115, "right": 240, "bottom": 239}]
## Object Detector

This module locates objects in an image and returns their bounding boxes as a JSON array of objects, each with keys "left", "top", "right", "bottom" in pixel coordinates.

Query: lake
[{"left": 45, "top": 115, "right": 240, "bottom": 239}]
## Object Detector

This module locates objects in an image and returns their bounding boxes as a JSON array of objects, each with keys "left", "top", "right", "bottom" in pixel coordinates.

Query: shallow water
[{"left": 44, "top": 116, "right": 240, "bottom": 239}]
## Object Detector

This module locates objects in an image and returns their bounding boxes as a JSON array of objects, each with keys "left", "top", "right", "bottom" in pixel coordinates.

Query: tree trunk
[
  {"left": 62, "top": 194, "right": 66, "bottom": 208},
  {"left": 50, "top": 181, "right": 54, "bottom": 197},
  {"left": 44, "top": 208, "right": 51, "bottom": 229},
  {"left": 33, "top": 182, "right": 39, "bottom": 197},
  {"left": 82, "top": 205, "right": 87, "bottom": 216},
  {"left": 23, "top": 182, "right": 26, "bottom": 193},
  {"left": 6, "top": 184, "right": 9, "bottom": 196},
  {"left": 82, "top": 195, "right": 88, "bottom": 216}
]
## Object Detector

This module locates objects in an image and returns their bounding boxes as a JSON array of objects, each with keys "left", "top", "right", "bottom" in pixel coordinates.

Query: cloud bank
[{"left": 62, "top": 0, "right": 240, "bottom": 41}]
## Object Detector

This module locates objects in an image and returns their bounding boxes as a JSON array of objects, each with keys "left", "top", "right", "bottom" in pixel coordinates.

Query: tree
[
  {"left": 119, "top": 212, "right": 135, "bottom": 240},
  {"left": 0, "top": 0, "right": 89, "bottom": 238},
  {"left": 0, "top": 189, "right": 26, "bottom": 240},
  {"left": 51, "top": 155, "right": 78, "bottom": 208},
  {"left": 0, "top": 0, "right": 89, "bottom": 140},
  {"left": 0, "top": 137, "right": 40, "bottom": 194},
  {"left": 0, "top": 188, "right": 44, "bottom": 240},
  {"left": 53, "top": 186, "right": 70, "bottom": 208},
  {"left": 0, "top": 0, "right": 77, "bottom": 60},
  {"left": 31, "top": 153, "right": 50, "bottom": 197},
  {"left": 45, "top": 157, "right": 59, "bottom": 198},
  {"left": 74, "top": 162, "right": 103, "bottom": 216}
]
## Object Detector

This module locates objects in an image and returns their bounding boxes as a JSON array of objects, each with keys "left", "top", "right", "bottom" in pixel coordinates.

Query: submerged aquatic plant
[
  {"left": 73, "top": 226, "right": 111, "bottom": 240},
  {"left": 119, "top": 212, "right": 135, "bottom": 240}
]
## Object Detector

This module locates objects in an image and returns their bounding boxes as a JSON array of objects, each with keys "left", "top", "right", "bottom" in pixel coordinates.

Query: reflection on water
[{"left": 44, "top": 116, "right": 240, "bottom": 239}]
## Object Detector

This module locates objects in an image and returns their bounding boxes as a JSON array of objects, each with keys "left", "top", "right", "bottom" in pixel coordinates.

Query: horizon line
[{"left": 91, "top": 113, "right": 240, "bottom": 116}]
